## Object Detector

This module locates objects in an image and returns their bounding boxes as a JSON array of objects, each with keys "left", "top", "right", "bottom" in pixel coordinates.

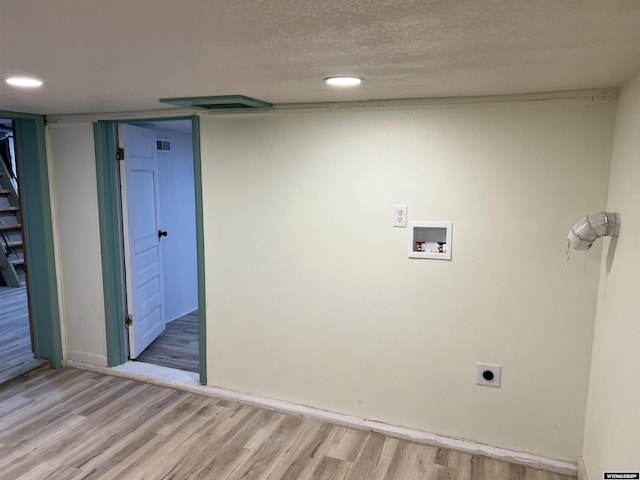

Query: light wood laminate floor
[
  {"left": 0, "top": 286, "right": 37, "bottom": 382},
  {"left": 0, "top": 368, "right": 575, "bottom": 480},
  {"left": 135, "top": 310, "right": 199, "bottom": 373}
]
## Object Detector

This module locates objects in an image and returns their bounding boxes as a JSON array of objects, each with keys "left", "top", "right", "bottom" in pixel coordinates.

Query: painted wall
[
  {"left": 200, "top": 99, "right": 614, "bottom": 461},
  {"left": 147, "top": 123, "right": 198, "bottom": 322},
  {"left": 582, "top": 73, "right": 640, "bottom": 474},
  {"left": 47, "top": 123, "right": 108, "bottom": 366},
  {"left": 45, "top": 96, "right": 615, "bottom": 462}
]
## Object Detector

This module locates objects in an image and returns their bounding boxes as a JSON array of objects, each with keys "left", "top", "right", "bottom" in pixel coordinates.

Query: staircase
[{"left": 0, "top": 155, "right": 25, "bottom": 287}]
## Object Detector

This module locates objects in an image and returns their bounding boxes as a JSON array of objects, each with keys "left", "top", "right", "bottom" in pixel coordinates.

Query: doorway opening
[
  {"left": 118, "top": 120, "right": 199, "bottom": 374},
  {"left": 0, "top": 118, "right": 49, "bottom": 382}
]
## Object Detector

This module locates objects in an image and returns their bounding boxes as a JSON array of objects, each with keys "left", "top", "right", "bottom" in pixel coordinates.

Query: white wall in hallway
[
  {"left": 147, "top": 122, "right": 198, "bottom": 322},
  {"left": 199, "top": 98, "right": 614, "bottom": 461}
]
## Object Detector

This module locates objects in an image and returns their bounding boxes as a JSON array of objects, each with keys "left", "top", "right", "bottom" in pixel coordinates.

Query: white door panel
[{"left": 120, "top": 123, "right": 165, "bottom": 358}]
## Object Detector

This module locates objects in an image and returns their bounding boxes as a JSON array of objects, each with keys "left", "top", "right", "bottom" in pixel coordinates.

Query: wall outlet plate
[
  {"left": 393, "top": 205, "right": 408, "bottom": 227},
  {"left": 476, "top": 362, "right": 502, "bottom": 388}
]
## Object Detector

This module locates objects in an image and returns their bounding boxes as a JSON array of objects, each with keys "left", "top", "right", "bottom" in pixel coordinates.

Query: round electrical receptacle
[{"left": 482, "top": 370, "right": 495, "bottom": 382}]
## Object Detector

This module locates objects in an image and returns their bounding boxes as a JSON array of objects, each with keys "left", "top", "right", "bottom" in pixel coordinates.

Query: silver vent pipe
[{"left": 567, "top": 212, "right": 620, "bottom": 250}]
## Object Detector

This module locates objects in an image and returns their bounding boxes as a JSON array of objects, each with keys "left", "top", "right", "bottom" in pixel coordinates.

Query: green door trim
[
  {"left": 191, "top": 116, "right": 207, "bottom": 386},
  {"left": 0, "top": 110, "right": 63, "bottom": 368},
  {"left": 94, "top": 116, "right": 207, "bottom": 384},
  {"left": 93, "top": 121, "right": 127, "bottom": 366}
]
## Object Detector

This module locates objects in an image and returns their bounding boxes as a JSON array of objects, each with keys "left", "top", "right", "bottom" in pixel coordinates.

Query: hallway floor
[
  {"left": 0, "top": 286, "right": 45, "bottom": 384},
  {"left": 135, "top": 310, "right": 199, "bottom": 373}
]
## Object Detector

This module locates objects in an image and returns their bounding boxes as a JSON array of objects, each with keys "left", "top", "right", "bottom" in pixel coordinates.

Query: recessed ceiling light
[
  {"left": 324, "top": 76, "right": 363, "bottom": 87},
  {"left": 5, "top": 76, "right": 43, "bottom": 88}
]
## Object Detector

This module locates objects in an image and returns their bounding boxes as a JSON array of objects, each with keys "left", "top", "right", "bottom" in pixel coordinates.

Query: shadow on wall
[{"left": 606, "top": 236, "right": 618, "bottom": 274}]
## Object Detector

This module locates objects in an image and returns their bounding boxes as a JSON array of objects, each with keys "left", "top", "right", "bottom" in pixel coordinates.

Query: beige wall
[
  {"left": 47, "top": 123, "right": 108, "bottom": 366},
  {"left": 583, "top": 73, "right": 640, "bottom": 474},
  {"left": 200, "top": 98, "right": 614, "bottom": 460},
  {"left": 45, "top": 96, "right": 615, "bottom": 461}
]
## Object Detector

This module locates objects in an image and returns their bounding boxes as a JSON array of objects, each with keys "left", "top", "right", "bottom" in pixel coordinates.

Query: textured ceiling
[{"left": 1, "top": 0, "right": 640, "bottom": 115}]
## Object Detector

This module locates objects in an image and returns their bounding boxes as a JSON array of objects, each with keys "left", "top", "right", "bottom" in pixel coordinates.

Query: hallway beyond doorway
[{"left": 135, "top": 310, "right": 199, "bottom": 373}]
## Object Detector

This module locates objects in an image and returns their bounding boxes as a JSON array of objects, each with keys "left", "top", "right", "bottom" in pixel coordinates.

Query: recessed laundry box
[{"left": 408, "top": 221, "right": 452, "bottom": 260}]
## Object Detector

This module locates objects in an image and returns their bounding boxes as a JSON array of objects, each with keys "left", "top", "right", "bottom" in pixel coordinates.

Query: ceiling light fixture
[
  {"left": 5, "top": 76, "right": 43, "bottom": 88},
  {"left": 324, "top": 76, "right": 363, "bottom": 87}
]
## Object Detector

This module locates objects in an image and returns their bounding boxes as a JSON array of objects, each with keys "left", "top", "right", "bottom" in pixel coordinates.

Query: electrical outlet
[
  {"left": 476, "top": 362, "right": 502, "bottom": 388},
  {"left": 393, "top": 205, "right": 408, "bottom": 227}
]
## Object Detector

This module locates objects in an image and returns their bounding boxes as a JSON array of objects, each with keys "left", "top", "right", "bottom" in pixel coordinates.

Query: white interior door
[{"left": 119, "top": 123, "right": 165, "bottom": 358}]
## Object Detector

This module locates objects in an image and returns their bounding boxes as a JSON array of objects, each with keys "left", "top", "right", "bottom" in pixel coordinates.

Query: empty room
[{"left": 0, "top": 1, "right": 638, "bottom": 479}]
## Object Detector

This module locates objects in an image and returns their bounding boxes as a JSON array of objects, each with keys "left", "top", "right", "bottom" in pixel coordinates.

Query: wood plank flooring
[
  {"left": 0, "top": 286, "right": 35, "bottom": 382},
  {"left": 135, "top": 311, "right": 199, "bottom": 373},
  {"left": 0, "top": 368, "right": 576, "bottom": 480}
]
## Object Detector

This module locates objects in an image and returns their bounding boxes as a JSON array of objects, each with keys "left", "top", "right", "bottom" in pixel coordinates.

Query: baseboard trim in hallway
[{"left": 66, "top": 359, "right": 578, "bottom": 476}]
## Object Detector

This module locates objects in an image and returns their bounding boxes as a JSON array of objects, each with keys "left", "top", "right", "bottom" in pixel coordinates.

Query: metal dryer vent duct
[{"left": 567, "top": 211, "right": 620, "bottom": 250}]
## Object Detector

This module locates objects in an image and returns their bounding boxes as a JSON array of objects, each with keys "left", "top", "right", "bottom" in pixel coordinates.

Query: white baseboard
[
  {"left": 64, "top": 351, "right": 108, "bottom": 367},
  {"left": 65, "top": 360, "right": 577, "bottom": 476}
]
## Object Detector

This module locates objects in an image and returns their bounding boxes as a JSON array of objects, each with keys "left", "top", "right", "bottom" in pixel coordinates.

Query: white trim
[
  {"left": 65, "top": 351, "right": 108, "bottom": 367},
  {"left": 578, "top": 456, "right": 589, "bottom": 480},
  {"left": 66, "top": 360, "right": 577, "bottom": 476},
  {"left": 45, "top": 88, "right": 617, "bottom": 125}
]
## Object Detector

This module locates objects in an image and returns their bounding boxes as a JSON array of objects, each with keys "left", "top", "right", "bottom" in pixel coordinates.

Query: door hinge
[
  {"left": 116, "top": 147, "right": 125, "bottom": 161},
  {"left": 125, "top": 314, "right": 133, "bottom": 326}
]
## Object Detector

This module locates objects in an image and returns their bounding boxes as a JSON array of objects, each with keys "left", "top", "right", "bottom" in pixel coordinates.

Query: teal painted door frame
[
  {"left": 0, "top": 110, "right": 63, "bottom": 368},
  {"left": 94, "top": 116, "right": 207, "bottom": 384}
]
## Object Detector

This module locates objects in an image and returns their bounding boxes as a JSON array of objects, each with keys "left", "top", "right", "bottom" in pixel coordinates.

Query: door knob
[{"left": 158, "top": 230, "right": 168, "bottom": 238}]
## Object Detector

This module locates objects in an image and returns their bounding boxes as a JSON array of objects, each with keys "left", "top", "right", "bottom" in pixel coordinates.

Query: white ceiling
[{"left": 1, "top": 0, "right": 640, "bottom": 115}]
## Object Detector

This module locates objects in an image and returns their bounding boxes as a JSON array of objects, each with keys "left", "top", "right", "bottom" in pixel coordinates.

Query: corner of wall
[
  {"left": 44, "top": 126, "right": 69, "bottom": 362},
  {"left": 581, "top": 69, "right": 640, "bottom": 477}
]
